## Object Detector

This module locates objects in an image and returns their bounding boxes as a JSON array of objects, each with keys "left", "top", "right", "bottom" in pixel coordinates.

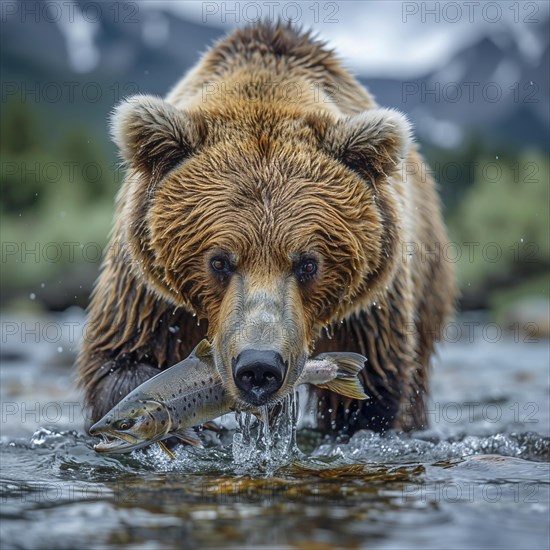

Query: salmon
[{"left": 90, "top": 340, "right": 367, "bottom": 454}]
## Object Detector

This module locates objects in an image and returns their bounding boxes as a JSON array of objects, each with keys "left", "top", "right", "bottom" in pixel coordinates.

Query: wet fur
[{"left": 77, "top": 22, "right": 455, "bottom": 432}]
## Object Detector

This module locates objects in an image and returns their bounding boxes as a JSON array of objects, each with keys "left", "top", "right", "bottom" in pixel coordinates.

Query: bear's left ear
[
  {"left": 319, "top": 108, "right": 412, "bottom": 183},
  {"left": 110, "top": 94, "right": 206, "bottom": 179}
]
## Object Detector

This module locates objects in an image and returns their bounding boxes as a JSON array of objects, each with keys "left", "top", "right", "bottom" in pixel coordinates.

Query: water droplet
[
  {"left": 57, "top": 346, "right": 63, "bottom": 353},
  {"left": 29, "top": 293, "right": 36, "bottom": 300}
]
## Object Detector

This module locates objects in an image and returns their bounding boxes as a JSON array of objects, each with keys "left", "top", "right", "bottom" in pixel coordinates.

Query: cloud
[{"left": 145, "top": 0, "right": 549, "bottom": 78}]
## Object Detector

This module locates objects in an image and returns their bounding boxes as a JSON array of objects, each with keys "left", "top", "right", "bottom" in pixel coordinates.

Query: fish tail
[
  {"left": 194, "top": 339, "right": 213, "bottom": 359},
  {"left": 173, "top": 429, "right": 203, "bottom": 448},
  {"left": 316, "top": 352, "right": 369, "bottom": 400},
  {"left": 316, "top": 378, "right": 368, "bottom": 400}
]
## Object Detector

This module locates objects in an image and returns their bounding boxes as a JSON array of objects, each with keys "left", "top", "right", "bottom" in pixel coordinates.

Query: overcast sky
[{"left": 145, "top": 0, "right": 549, "bottom": 78}]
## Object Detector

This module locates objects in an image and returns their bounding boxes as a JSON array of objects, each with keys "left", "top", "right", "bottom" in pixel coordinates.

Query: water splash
[
  {"left": 231, "top": 392, "right": 301, "bottom": 474},
  {"left": 232, "top": 410, "right": 255, "bottom": 466},
  {"left": 323, "top": 325, "right": 334, "bottom": 339}
]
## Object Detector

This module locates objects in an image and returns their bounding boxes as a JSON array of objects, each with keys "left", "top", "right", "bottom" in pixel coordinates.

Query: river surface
[{"left": 1, "top": 310, "right": 549, "bottom": 549}]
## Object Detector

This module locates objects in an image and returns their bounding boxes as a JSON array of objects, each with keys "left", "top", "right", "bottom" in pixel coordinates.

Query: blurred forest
[{"left": 1, "top": 2, "right": 548, "bottom": 326}]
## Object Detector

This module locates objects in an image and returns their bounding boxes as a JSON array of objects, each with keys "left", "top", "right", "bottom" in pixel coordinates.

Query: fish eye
[{"left": 114, "top": 419, "right": 135, "bottom": 431}]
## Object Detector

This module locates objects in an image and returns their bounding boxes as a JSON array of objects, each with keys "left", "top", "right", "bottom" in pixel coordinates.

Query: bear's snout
[{"left": 232, "top": 349, "right": 287, "bottom": 405}]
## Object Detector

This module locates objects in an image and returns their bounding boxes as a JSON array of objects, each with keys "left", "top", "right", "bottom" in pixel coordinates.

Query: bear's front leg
[
  {"left": 77, "top": 254, "right": 206, "bottom": 428},
  {"left": 313, "top": 272, "right": 424, "bottom": 436}
]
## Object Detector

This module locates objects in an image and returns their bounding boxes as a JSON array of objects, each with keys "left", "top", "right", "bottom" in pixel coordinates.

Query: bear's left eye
[
  {"left": 210, "top": 256, "right": 233, "bottom": 277},
  {"left": 295, "top": 258, "right": 318, "bottom": 283},
  {"left": 211, "top": 258, "right": 226, "bottom": 271}
]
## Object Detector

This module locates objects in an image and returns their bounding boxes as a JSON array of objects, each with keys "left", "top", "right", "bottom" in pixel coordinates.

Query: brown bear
[{"left": 77, "top": 22, "right": 455, "bottom": 436}]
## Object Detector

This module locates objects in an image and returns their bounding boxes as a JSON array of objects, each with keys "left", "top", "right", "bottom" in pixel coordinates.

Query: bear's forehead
[
  {"left": 175, "top": 131, "right": 357, "bottom": 192},
  {"left": 153, "top": 122, "right": 378, "bottom": 247},
  {"left": 149, "top": 106, "right": 379, "bottom": 264},
  {"left": 173, "top": 102, "right": 359, "bottom": 190},
  {"left": 166, "top": 146, "right": 368, "bottom": 219},
  {"left": 156, "top": 162, "right": 375, "bottom": 268}
]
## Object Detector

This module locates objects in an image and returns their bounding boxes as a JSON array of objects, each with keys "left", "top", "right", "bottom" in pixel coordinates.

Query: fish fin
[
  {"left": 158, "top": 441, "right": 176, "bottom": 460},
  {"left": 202, "top": 421, "right": 221, "bottom": 433},
  {"left": 316, "top": 378, "right": 368, "bottom": 400},
  {"left": 193, "top": 339, "right": 213, "bottom": 359},
  {"left": 173, "top": 429, "right": 203, "bottom": 448},
  {"left": 315, "top": 352, "right": 368, "bottom": 400}
]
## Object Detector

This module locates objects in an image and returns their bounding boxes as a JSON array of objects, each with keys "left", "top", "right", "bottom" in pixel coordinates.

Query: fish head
[{"left": 89, "top": 399, "right": 171, "bottom": 453}]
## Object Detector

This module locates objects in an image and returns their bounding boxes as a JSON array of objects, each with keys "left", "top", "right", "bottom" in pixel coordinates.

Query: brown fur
[{"left": 77, "top": 22, "right": 455, "bottom": 432}]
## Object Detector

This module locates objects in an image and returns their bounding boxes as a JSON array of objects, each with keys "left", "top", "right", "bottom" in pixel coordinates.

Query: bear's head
[{"left": 111, "top": 95, "right": 410, "bottom": 409}]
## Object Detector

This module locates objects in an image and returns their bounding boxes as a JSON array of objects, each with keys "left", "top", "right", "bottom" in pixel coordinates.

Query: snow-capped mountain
[{"left": 2, "top": 1, "right": 548, "bottom": 151}]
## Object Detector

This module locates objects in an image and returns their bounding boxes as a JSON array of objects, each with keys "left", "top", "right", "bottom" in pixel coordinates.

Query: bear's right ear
[
  {"left": 312, "top": 108, "right": 411, "bottom": 184},
  {"left": 110, "top": 95, "right": 206, "bottom": 179}
]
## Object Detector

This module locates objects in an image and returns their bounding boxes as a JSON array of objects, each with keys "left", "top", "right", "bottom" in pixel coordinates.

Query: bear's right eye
[{"left": 294, "top": 257, "right": 318, "bottom": 284}]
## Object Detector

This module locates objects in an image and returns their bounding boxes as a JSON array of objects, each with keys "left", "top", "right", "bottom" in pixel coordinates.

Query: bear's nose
[{"left": 232, "top": 350, "right": 286, "bottom": 405}]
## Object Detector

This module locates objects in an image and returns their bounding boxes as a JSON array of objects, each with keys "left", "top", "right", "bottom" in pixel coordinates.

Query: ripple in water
[{"left": 313, "top": 430, "right": 550, "bottom": 464}]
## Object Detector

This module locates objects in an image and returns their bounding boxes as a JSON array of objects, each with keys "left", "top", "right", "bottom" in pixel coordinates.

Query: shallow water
[{"left": 1, "top": 311, "right": 549, "bottom": 549}]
